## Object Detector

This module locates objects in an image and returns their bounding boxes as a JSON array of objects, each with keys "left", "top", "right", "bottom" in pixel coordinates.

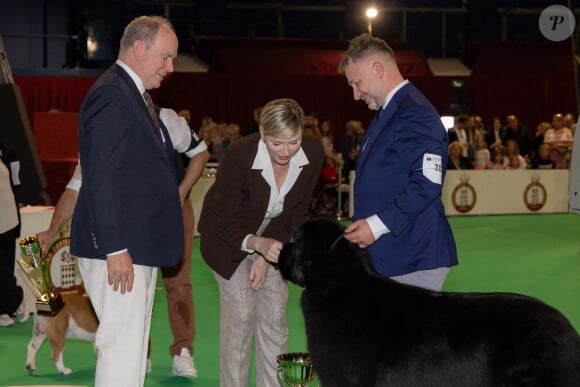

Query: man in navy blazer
[
  {"left": 339, "top": 33, "right": 457, "bottom": 291},
  {"left": 70, "top": 16, "right": 182, "bottom": 387}
]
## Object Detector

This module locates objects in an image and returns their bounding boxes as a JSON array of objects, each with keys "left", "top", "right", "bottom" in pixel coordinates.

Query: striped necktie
[{"left": 142, "top": 91, "right": 163, "bottom": 144}]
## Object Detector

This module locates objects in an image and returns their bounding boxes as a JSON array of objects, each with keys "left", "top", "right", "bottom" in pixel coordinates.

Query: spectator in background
[
  {"left": 242, "top": 105, "right": 262, "bottom": 136},
  {"left": 304, "top": 111, "right": 321, "bottom": 137},
  {"left": 447, "top": 115, "right": 470, "bottom": 159},
  {"left": 543, "top": 113, "right": 574, "bottom": 169},
  {"left": 221, "top": 123, "right": 240, "bottom": 154},
  {"left": 200, "top": 115, "right": 214, "bottom": 128},
  {"left": 531, "top": 143, "right": 556, "bottom": 170},
  {"left": 486, "top": 146, "right": 505, "bottom": 170},
  {"left": 448, "top": 140, "right": 473, "bottom": 170},
  {"left": 502, "top": 139, "right": 527, "bottom": 170},
  {"left": 473, "top": 134, "right": 490, "bottom": 170},
  {"left": 200, "top": 121, "right": 219, "bottom": 163},
  {"left": 320, "top": 119, "right": 335, "bottom": 154},
  {"left": 319, "top": 118, "right": 343, "bottom": 168},
  {"left": 504, "top": 114, "right": 531, "bottom": 159},
  {"left": 506, "top": 154, "right": 526, "bottom": 170},
  {"left": 213, "top": 121, "right": 228, "bottom": 159},
  {"left": 529, "top": 121, "right": 551, "bottom": 162},
  {"left": 341, "top": 119, "right": 363, "bottom": 178},
  {"left": 564, "top": 113, "right": 576, "bottom": 135},
  {"left": 315, "top": 154, "right": 342, "bottom": 216},
  {"left": 486, "top": 116, "right": 506, "bottom": 153},
  {"left": 472, "top": 114, "right": 486, "bottom": 137},
  {"left": 466, "top": 115, "right": 481, "bottom": 163},
  {"left": 0, "top": 140, "right": 27, "bottom": 327},
  {"left": 177, "top": 108, "right": 192, "bottom": 126}
]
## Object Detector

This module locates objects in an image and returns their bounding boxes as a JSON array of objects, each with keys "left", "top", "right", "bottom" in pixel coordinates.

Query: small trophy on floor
[
  {"left": 17, "top": 235, "right": 64, "bottom": 316},
  {"left": 276, "top": 352, "right": 318, "bottom": 387}
]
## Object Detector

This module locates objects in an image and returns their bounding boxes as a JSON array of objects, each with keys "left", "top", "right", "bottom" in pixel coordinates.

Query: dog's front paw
[
  {"left": 26, "top": 363, "right": 35, "bottom": 375},
  {"left": 58, "top": 367, "right": 72, "bottom": 375},
  {"left": 55, "top": 352, "right": 72, "bottom": 375}
]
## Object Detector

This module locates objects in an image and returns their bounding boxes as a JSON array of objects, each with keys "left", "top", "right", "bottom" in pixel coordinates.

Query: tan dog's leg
[
  {"left": 45, "top": 309, "right": 71, "bottom": 375},
  {"left": 53, "top": 350, "right": 72, "bottom": 375}
]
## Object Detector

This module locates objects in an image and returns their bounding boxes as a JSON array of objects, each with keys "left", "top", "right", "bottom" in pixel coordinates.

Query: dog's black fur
[{"left": 278, "top": 220, "right": 580, "bottom": 387}]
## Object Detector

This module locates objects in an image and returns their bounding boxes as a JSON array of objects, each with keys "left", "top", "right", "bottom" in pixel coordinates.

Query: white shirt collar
[
  {"left": 382, "top": 79, "right": 409, "bottom": 110},
  {"left": 251, "top": 138, "right": 309, "bottom": 171},
  {"left": 251, "top": 138, "right": 309, "bottom": 217},
  {"left": 116, "top": 59, "right": 146, "bottom": 96}
]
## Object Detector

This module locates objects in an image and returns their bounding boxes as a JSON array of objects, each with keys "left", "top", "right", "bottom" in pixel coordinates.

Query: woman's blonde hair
[{"left": 260, "top": 98, "right": 304, "bottom": 139}]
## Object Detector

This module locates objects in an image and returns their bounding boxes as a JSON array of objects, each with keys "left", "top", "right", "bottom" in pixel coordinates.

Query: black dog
[{"left": 278, "top": 219, "right": 580, "bottom": 387}]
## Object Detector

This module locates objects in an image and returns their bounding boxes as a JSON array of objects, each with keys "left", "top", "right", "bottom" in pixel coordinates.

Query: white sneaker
[
  {"left": 15, "top": 303, "right": 29, "bottom": 323},
  {"left": 0, "top": 314, "right": 14, "bottom": 327},
  {"left": 172, "top": 348, "right": 197, "bottom": 378}
]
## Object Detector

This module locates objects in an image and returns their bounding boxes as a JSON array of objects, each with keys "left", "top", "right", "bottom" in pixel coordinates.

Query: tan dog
[{"left": 26, "top": 292, "right": 98, "bottom": 375}]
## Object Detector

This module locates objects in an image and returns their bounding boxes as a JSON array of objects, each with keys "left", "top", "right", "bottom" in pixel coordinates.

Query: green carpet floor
[{"left": 1, "top": 213, "right": 579, "bottom": 386}]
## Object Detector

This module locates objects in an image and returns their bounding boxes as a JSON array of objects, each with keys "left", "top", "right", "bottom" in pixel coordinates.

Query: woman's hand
[
  {"left": 249, "top": 256, "right": 269, "bottom": 290},
  {"left": 250, "top": 236, "right": 283, "bottom": 264}
]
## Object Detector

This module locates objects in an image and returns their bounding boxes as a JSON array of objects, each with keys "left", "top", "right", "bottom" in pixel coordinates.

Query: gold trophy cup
[
  {"left": 276, "top": 352, "right": 318, "bottom": 387},
  {"left": 18, "top": 236, "right": 65, "bottom": 316}
]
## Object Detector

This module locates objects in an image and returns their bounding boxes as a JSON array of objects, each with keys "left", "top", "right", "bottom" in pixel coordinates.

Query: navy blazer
[
  {"left": 70, "top": 64, "right": 184, "bottom": 267},
  {"left": 353, "top": 82, "right": 458, "bottom": 277}
]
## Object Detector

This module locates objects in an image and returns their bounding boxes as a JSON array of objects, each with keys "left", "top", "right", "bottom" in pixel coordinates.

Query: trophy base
[{"left": 36, "top": 292, "right": 65, "bottom": 316}]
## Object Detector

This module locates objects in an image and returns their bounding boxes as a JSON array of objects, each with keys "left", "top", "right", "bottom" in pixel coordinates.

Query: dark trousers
[{"left": 0, "top": 226, "right": 23, "bottom": 315}]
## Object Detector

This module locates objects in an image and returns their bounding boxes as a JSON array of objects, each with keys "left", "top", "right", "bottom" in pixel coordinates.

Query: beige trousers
[{"left": 214, "top": 254, "right": 288, "bottom": 387}]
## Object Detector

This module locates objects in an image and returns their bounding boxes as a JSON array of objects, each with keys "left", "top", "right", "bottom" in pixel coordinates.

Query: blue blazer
[
  {"left": 70, "top": 64, "right": 184, "bottom": 267},
  {"left": 353, "top": 82, "right": 457, "bottom": 277}
]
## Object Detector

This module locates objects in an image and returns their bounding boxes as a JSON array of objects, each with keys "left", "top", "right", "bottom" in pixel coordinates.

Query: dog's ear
[
  {"left": 279, "top": 241, "right": 308, "bottom": 287},
  {"left": 294, "top": 220, "right": 346, "bottom": 289}
]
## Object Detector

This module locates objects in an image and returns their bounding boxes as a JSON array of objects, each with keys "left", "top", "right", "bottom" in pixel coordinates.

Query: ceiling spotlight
[
  {"left": 366, "top": 7, "right": 378, "bottom": 35},
  {"left": 366, "top": 8, "right": 378, "bottom": 19}
]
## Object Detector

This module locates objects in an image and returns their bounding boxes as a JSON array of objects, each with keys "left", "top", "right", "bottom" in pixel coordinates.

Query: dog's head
[{"left": 279, "top": 219, "right": 371, "bottom": 290}]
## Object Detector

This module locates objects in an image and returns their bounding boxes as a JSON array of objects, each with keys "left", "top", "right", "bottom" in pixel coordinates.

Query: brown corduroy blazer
[{"left": 198, "top": 133, "right": 324, "bottom": 279}]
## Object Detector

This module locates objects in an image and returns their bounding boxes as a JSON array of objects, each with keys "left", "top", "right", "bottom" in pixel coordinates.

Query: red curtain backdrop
[
  {"left": 12, "top": 40, "right": 577, "bottom": 202},
  {"left": 14, "top": 75, "right": 97, "bottom": 115},
  {"left": 32, "top": 112, "right": 79, "bottom": 160}
]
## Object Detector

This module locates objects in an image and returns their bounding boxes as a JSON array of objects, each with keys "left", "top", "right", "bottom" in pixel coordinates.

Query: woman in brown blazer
[{"left": 198, "top": 98, "right": 324, "bottom": 387}]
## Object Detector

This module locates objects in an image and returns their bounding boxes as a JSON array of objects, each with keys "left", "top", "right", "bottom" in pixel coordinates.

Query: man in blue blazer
[
  {"left": 339, "top": 33, "right": 458, "bottom": 291},
  {"left": 70, "top": 16, "right": 182, "bottom": 387}
]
